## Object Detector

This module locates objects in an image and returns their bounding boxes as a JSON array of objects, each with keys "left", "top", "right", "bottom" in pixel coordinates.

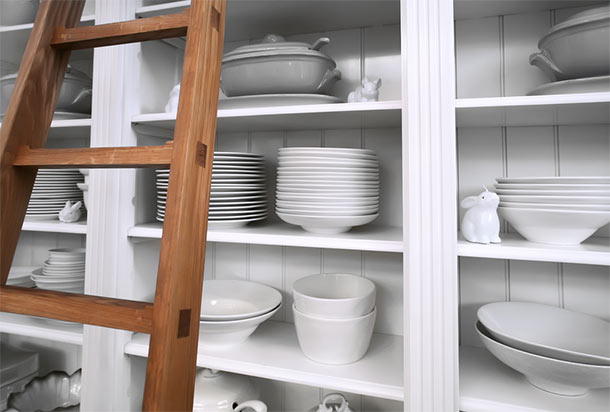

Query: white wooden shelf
[
  {"left": 136, "top": 1, "right": 399, "bottom": 43},
  {"left": 128, "top": 222, "right": 402, "bottom": 252},
  {"left": 22, "top": 220, "right": 87, "bottom": 235},
  {"left": 0, "top": 313, "right": 83, "bottom": 345},
  {"left": 454, "top": 1, "right": 603, "bottom": 20},
  {"left": 125, "top": 320, "right": 403, "bottom": 401},
  {"left": 0, "top": 117, "right": 91, "bottom": 139},
  {"left": 455, "top": 93, "right": 610, "bottom": 127},
  {"left": 132, "top": 101, "right": 402, "bottom": 135},
  {"left": 0, "top": 15, "right": 95, "bottom": 33},
  {"left": 460, "top": 346, "right": 610, "bottom": 412},
  {"left": 457, "top": 232, "right": 610, "bottom": 266}
]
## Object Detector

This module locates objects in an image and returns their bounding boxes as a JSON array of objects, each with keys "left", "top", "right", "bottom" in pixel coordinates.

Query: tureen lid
[
  {"left": 546, "top": 5, "right": 609, "bottom": 35},
  {"left": 223, "top": 34, "right": 333, "bottom": 63}
]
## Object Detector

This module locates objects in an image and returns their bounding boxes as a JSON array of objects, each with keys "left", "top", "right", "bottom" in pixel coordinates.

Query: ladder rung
[
  {"left": 0, "top": 286, "right": 153, "bottom": 333},
  {"left": 51, "top": 8, "right": 190, "bottom": 50},
  {"left": 13, "top": 142, "right": 173, "bottom": 168}
]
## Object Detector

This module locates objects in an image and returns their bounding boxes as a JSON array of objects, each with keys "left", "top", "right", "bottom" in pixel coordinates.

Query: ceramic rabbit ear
[
  {"left": 375, "top": 78, "right": 382, "bottom": 87},
  {"left": 71, "top": 201, "right": 82, "bottom": 211},
  {"left": 460, "top": 196, "right": 478, "bottom": 208},
  {"left": 362, "top": 76, "right": 369, "bottom": 86}
]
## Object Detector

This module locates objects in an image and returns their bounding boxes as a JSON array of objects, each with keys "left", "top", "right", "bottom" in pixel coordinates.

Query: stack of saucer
[
  {"left": 27, "top": 169, "right": 84, "bottom": 221},
  {"left": 276, "top": 147, "right": 380, "bottom": 233},
  {"left": 155, "top": 152, "right": 267, "bottom": 228},
  {"left": 30, "top": 248, "right": 85, "bottom": 293}
]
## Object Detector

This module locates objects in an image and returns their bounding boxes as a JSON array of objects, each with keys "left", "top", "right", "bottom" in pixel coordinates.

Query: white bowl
[
  {"left": 292, "top": 273, "right": 375, "bottom": 319},
  {"left": 293, "top": 304, "right": 376, "bottom": 365},
  {"left": 478, "top": 302, "right": 610, "bottom": 365},
  {"left": 277, "top": 212, "right": 378, "bottom": 234},
  {"left": 499, "top": 194, "right": 610, "bottom": 205},
  {"left": 201, "top": 280, "right": 282, "bottom": 321},
  {"left": 497, "top": 176, "right": 610, "bottom": 184},
  {"left": 276, "top": 207, "right": 378, "bottom": 216},
  {"left": 198, "top": 303, "right": 280, "bottom": 349},
  {"left": 500, "top": 201, "right": 610, "bottom": 211},
  {"left": 476, "top": 322, "right": 610, "bottom": 396},
  {"left": 499, "top": 207, "right": 610, "bottom": 245}
]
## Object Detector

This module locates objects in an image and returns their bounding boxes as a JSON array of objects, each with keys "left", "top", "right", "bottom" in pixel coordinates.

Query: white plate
[
  {"left": 210, "top": 191, "right": 267, "bottom": 198},
  {"left": 277, "top": 188, "right": 379, "bottom": 195},
  {"left": 200, "top": 280, "right": 282, "bottom": 321},
  {"left": 276, "top": 200, "right": 379, "bottom": 209},
  {"left": 279, "top": 147, "right": 376, "bottom": 156},
  {"left": 497, "top": 176, "right": 610, "bottom": 184},
  {"left": 207, "top": 216, "right": 266, "bottom": 228},
  {"left": 211, "top": 185, "right": 266, "bottom": 191},
  {"left": 277, "top": 179, "right": 379, "bottom": 187},
  {"left": 213, "top": 152, "right": 263, "bottom": 158},
  {"left": 24, "top": 215, "right": 59, "bottom": 220},
  {"left": 276, "top": 207, "right": 378, "bottom": 216},
  {"left": 219, "top": 94, "right": 343, "bottom": 109},
  {"left": 496, "top": 188, "right": 610, "bottom": 196},
  {"left": 209, "top": 211, "right": 268, "bottom": 220},
  {"left": 500, "top": 201, "right": 610, "bottom": 211},
  {"left": 478, "top": 302, "right": 610, "bottom": 365},
  {"left": 279, "top": 152, "right": 377, "bottom": 161},
  {"left": 277, "top": 212, "right": 379, "bottom": 234},
  {"left": 527, "top": 75, "right": 610, "bottom": 96},
  {"left": 210, "top": 203, "right": 268, "bottom": 211},
  {"left": 278, "top": 159, "right": 379, "bottom": 168},
  {"left": 277, "top": 193, "right": 380, "bottom": 201},
  {"left": 212, "top": 165, "right": 265, "bottom": 171},
  {"left": 495, "top": 183, "right": 610, "bottom": 190},
  {"left": 499, "top": 194, "right": 610, "bottom": 204},
  {"left": 277, "top": 172, "right": 379, "bottom": 181}
]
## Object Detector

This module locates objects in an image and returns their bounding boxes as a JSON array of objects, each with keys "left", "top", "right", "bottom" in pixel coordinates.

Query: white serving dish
[
  {"left": 293, "top": 304, "right": 376, "bottom": 365},
  {"left": 198, "top": 303, "right": 280, "bottom": 349},
  {"left": 476, "top": 322, "right": 610, "bottom": 396},
  {"left": 496, "top": 176, "right": 610, "bottom": 184},
  {"left": 0, "top": 0, "right": 39, "bottom": 26},
  {"left": 499, "top": 194, "right": 610, "bottom": 205},
  {"left": 276, "top": 207, "right": 378, "bottom": 216},
  {"left": 495, "top": 183, "right": 610, "bottom": 190},
  {"left": 496, "top": 188, "right": 610, "bottom": 196},
  {"left": 293, "top": 273, "right": 375, "bottom": 319},
  {"left": 277, "top": 212, "right": 378, "bottom": 234},
  {"left": 529, "top": 5, "right": 610, "bottom": 80},
  {"left": 478, "top": 302, "right": 610, "bottom": 365},
  {"left": 219, "top": 94, "right": 342, "bottom": 109},
  {"left": 528, "top": 75, "right": 610, "bottom": 95},
  {"left": 499, "top": 201, "right": 610, "bottom": 211},
  {"left": 221, "top": 34, "right": 341, "bottom": 97},
  {"left": 499, "top": 207, "right": 610, "bottom": 245},
  {"left": 7, "top": 370, "right": 81, "bottom": 412},
  {"left": 200, "top": 280, "right": 281, "bottom": 321}
]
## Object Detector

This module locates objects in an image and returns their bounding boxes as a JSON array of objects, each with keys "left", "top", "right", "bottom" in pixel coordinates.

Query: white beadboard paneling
[
  {"left": 455, "top": 17, "right": 501, "bottom": 98},
  {"left": 508, "top": 260, "right": 560, "bottom": 306},
  {"left": 363, "top": 251, "right": 403, "bottom": 335},
  {"left": 558, "top": 125, "right": 610, "bottom": 176},
  {"left": 215, "top": 243, "right": 248, "bottom": 280},
  {"left": 364, "top": 25, "right": 401, "bottom": 102},
  {"left": 363, "top": 396, "right": 404, "bottom": 412},
  {"left": 284, "top": 247, "right": 322, "bottom": 323},
  {"left": 139, "top": 40, "right": 182, "bottom": 113},
  {"left": 324, "top": 128, "right": 363, "bottom": 149},
  {"left": 286, "top": 130, "right": 323, "bottom": 147},
  {"left": 554, "top": 5, "right": 596, "bottom": 23},
  {"left": 505, "top": 127, "right": 555, "bottom": 177},
  {"left": 502, "top": 12, "right": 551, "bottom": 95},
  {"left": 249, "top": 245, "right": 285, "bottom": 322},
  {"left": 322, "top": 249, "right": 362, "bottom": 275},
  {"left": 216, "top": 132, "right": 249, "bottom": 152},
  {"left": 459, "top": 257, "right": 507, "bottom": 347},
  {"left": 284, "top": 382, "right": 319, "bottom": 411},
  {"left": 563, "top": 264, "right": 610, "bottom": 321},
  {"left": 2, "top": 334, "right": 82, "bottom": 376},
  {"left": 321, "top": 28, "right": 362, "bottom": 102}
]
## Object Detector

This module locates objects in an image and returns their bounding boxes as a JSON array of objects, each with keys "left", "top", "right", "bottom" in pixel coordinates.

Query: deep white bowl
[
  {"left": 477, "top": 321, "right": 610, "bottom": 396},
  {"left": 499, "top": 207, "right": 610, "bottom": 245},
  {"left": 199, "top": 303, "right": 280, "bottom": 349},
  {"left": 293, "top": 304, "right": 376, "bottom": 364},
  {"left": 201, "top": 280, "right": 282, "bottom": 321},
  {"left": 293, "top": 273, "right": 375, "bottom": 319},
  {"left": 276, "top": 212, "right": 378, "bottom": 234}
]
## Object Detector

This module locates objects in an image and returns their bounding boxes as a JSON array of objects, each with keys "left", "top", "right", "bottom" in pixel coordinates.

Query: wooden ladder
[{"left": 0, "top": 0, "right": 226, "bottom": 409}]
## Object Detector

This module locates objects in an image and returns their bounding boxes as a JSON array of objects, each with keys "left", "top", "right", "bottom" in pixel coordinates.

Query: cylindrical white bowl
[
  {"left": 293, "top": 304, "right": 376, "bottom": 365},
  {"left": 293, "top": 273, "right": 375, "bottom": 319}
]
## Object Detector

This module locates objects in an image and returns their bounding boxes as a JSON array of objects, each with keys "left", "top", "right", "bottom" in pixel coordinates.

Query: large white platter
[
  {"left": 496, "top": 183, "right": 610, "bottom": 190},
  {"left": 496, "top": 189, "right": 610, "bottom": 196},
  {"left": 496, "top": 176, "right": 610, "bottom": 184},
  {"left": 219, "top": 94, "right": 343, "bottom": 109},
  {"left": 500, "top": 202, "right": 610, "bottom": 211},
  {"left": 499, "top": 194, "right": 610, "bottom": 204}
]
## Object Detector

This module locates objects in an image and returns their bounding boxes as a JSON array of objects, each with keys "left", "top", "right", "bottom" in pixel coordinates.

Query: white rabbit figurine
[
  {"left": 58, "top": 200, "right": 82, "bottom": 223},
  {"left": 460, "top": 187, "right": 501, "bottom": 244},
  {"left": 164, "top": 83, "right": 180, "bottom": 113},
  {"left": 347, "top": 77, "right": 382, "bottom": 103}
]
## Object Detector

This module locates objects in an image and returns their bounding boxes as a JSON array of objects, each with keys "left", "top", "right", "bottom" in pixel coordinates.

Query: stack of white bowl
[
  {"left": 30, "top": 248, "right": 85, "bottom": 293},
  {"left": 26, "top": 169, "right": 84, "bottom": 221},
  {"left": 276, "top": 147, "right": 380, "bottom": 234},
  {"left": 155, "top": 152, "right": 267, "bottom": 228},
  {"left": 199, "top": 280, "right": 281, "bottom": 349},
  {"left": 292, "top": 273, "right": 376, "bottom": 364},
  {"left": 495, "top": 176, "right": 610, "bottom": 245},
  {"left": 477, "top": 302, "right": 610, "bottom": 396}
]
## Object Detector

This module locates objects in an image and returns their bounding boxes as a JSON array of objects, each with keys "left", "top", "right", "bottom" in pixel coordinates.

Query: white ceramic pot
[
  {"left": 221, "top": 34, "right": 341, "bottom": 97},
  {"left": 0, "top": 0, "right": 39, "bottom": 26},
  {"left": 293, "top": 304, "right": 376, "bottom": 364},
  {"left": 193, "top": 368, "right": 267, "bottom": 412},
  {"left": 530, "top": 6, "right": 610, "bottom": 80}
]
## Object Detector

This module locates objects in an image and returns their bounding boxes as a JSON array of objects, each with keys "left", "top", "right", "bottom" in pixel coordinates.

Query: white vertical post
[{"left": 401, "top": 0, "right": 459, "bottom": 410}]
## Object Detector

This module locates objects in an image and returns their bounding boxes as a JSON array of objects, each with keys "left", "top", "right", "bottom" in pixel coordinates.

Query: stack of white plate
[
  {"left": 275, "top": 147, "right": 380, "bottom": 234},
  {"left": 198, "top": 280, "right": 282, "bottom": 348},
  {"left": 495, "top": 176, "right": 610, "bottom": 245},
  {"left": 26, "top": 169, "right": 84, "bottom": 221},
  {"left": 155, "top": 152, "right": 267, "bottom": 228},
  {"left": 477, "top": 302, "right": 610, "bottom": 396},
  {"left": 30, "top": 248, "right": 85, "bottom": 293}
]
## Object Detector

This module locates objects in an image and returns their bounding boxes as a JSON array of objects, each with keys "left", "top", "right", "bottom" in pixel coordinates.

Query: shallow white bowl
[
  {"left": 500, "top": 201, "right": 610, "bottom": 211},
  {"left": 293, "top": 273, "right": 375, "bottom": 319},
  {"left": 476, "top": 321, "right": 610, "bottom": 396},
  {"left": 201, "top": 280, "right": 282, "bottom": 321},
  {"left": 199, "top": 303, "right": 280, "bottom": 349},
  {"left": 293, "top": 304, "right": 376, "bottom": 365},
  {"left": 499, "top": 194, "right": 610, "bottom": 205},
  {"left": 276, "top": 207, "right": 378, "bottom": 216},
  {"left": 478, "top": 302, "right": 610, "bottom": 365},
  {"left": 499, "top": 207, "right": 610, "bottom": 245},
  {"left": 277, "top": 212, "right": 378, "bottom": 234}
]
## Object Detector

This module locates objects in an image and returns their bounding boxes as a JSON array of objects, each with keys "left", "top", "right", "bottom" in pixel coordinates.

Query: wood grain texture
[
  {"left": 13, "top": 142, "right": 173, "bottom": 168},
  {"left": 0, "top": 286, "right": 153, "bottom": 333},
  {"left": 142, "top": 0, "right": 226, "bottom": 409},
  {"left": 51, "top": 8, "right": 190, "bottom": 50},
  {"left": 0, "top": 0, "right": 85, "bottom": 285}
]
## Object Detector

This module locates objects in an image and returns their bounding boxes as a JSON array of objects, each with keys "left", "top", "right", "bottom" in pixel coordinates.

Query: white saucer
[{"left": 219, "top": 94, "right": 343, "bottom": 110}]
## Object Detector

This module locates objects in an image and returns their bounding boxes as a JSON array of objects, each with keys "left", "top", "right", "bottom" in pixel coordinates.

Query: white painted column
[
  {"left": 401, "top": 0, "right": 459, "bottom": 411},
  {"left": 80, "top": 1, "right": 142, "bottom": 410}
]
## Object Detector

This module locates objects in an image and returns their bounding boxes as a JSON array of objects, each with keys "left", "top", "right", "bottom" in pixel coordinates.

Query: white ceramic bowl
[
  {"left": 293, "top": 304, "right": 376, "bottom": 364},
  {"left": 276, "top": 212, "right": 378, "bottom": 234},
  {"left": 201, "top": 280, "right": 282, "bottom": 321},
  {"left": 500, "top": 201, "right": 610, "bottom": 211},
  {"left": 293, "top": 273, "right": 375, "bottom": 319},
  {"left": 499, "top": 207, "right": 610, "bottom": 245},
  {"left": 478, "top": 302, "right": 610, "bottom": 365},
  {"left": 476, "top": 322, "right": 610, "bottom": 396},
  {"left": 198, "top": 304, "right": 280, "bottom": 349}
]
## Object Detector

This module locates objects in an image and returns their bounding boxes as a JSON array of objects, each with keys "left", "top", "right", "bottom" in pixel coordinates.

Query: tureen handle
[
  {"left": 234, "top": 400, "right": 268, "bottom": 412},
  {"left": 310, "top": 37, "right": 330, "bottom": 51}
]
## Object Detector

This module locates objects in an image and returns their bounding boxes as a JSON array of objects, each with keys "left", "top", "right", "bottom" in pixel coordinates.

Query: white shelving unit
[
  {"left": 0, "top": 313, "right": 83, "bottom": 346},
  {"left": 22, "top": 220, "right": 87, "bottom": 235}
]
